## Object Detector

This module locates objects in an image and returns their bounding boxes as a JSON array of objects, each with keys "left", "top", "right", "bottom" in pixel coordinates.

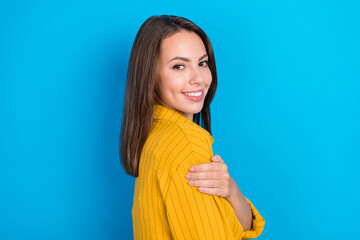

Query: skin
[
  {"left": 186, "top": 155, "right": 253, "bottom": 231},
  {"left": 156, "top": 29, "right": 211, "bottom": 121},
  {"left": 156, "top": 30, "right": 253, "bottom": 231}
]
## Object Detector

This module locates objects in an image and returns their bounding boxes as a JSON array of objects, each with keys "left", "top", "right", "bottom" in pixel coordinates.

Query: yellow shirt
[{"left": 132, "top": 104, "right": 265, "bottom": 239}]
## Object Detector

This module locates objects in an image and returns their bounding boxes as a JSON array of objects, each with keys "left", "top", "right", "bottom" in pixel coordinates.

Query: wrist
[{"left": 226, "top": 177, "right": 243, "bottom": 202}]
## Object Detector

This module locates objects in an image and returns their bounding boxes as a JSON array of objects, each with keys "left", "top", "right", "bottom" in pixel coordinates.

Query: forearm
[{"left": 226, "top": 177, "right": 253, "bottom": 231}]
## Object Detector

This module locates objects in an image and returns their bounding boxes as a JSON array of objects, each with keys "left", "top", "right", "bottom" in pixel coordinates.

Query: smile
[
  {"left": 181, "top": 89, "right": 204, "bottom": 101},
  {"left": 182, "top": 90, "right": 202, "bottom": 97}
]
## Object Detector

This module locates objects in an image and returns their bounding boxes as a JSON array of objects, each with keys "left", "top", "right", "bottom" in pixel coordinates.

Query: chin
[{"left": 184, "top": 103, "right": 204, "bottom": 114}]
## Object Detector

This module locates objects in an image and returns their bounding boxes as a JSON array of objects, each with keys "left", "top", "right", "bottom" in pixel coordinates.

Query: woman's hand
[{"left": 185, "top": 154, "right": 237, "bottom": 200}]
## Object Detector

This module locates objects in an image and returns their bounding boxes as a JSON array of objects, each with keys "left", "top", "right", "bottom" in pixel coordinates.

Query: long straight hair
[{"left": 120, "top": 15, "right": 217, "bottom": 177}]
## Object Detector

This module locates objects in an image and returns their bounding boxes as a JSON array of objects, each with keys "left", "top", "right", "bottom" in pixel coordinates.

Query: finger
[
  {"left": 211, "top": 155, "right": 224, "bottom": 163},
  {"left": 189, "top": 162, "right": 223, "bottom": 172},
  {"left": 187, "top": 171, "right": 224, "bottom": 180},
  {"left": 211, "top": 157, "right": 221, "bottom": 162},
  {"left": 197, "top": 187, "right": 224, "bottom": 197},
  {"left": 217, "top": 155, "right": 225, "bottom": 163},
  {"left": 188, "top": 179, "right": 223, "bottom": 188}
]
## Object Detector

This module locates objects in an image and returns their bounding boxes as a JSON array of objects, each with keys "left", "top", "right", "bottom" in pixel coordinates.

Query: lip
[{"left": 181, "top": 89, "right": 204, "bottom": 102}]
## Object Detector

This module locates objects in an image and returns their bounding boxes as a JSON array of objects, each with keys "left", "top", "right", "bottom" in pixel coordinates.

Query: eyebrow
[{"left": 168, "top": 53, "right": 208, "bottom": 63}]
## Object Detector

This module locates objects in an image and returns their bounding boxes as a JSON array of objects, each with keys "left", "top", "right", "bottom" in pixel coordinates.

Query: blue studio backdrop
[{"left": 1, "top": 1, "right": 359, "bottom": 239}]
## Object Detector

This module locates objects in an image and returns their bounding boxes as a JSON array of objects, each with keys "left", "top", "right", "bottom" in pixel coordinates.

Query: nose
[{"left": 189, "top": 67, "right": 205, "bottom": 85}]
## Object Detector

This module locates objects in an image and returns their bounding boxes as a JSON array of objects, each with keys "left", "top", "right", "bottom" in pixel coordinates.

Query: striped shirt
[{"left": 132, "top": 104, "right": 265, "bottom": 239}]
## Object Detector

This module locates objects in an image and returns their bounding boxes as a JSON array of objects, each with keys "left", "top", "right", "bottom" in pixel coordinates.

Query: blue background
[{"left": 1, "top": 0, "right": 359, "bottom": 239}]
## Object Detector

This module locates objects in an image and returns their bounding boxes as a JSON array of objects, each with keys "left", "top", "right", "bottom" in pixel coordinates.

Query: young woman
[{"left": 120, "top": 15, "right": 265, "bottom": 239}]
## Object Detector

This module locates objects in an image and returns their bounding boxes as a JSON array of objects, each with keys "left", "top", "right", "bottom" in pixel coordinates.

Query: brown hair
[{"left": 120, "top": 15, "right": 217, "bottom": 177}]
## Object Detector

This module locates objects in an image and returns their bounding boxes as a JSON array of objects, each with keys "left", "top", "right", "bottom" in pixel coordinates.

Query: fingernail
[
  {"left": 189, "top": 167, "right": 194, "bottom": 171},
  {"left": 185, "top": 174, "right": 191, "bottom": 179}
]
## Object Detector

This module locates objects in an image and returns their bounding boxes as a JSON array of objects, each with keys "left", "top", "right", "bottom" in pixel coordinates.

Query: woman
[{"left": 120, "top": 15, "right": 265, "bottom": 239}]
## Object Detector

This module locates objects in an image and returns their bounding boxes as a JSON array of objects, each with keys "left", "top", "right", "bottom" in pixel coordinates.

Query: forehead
[{"left": 160, "top": 30, "right": 207, "bottom": 59}]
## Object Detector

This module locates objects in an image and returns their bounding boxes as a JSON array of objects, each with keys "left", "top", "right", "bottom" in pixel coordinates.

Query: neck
[
  {"left": 157, "top": 103, "right": 194, "bottom": 122},
  {"left": 183, "top": 112, "right": 193, "bottom": 121}
]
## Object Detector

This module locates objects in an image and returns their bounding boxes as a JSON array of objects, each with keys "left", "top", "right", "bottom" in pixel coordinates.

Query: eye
[
  {"left": 199, "top": 60, "right": 209, "bottom": 67},
  {"left": 173, "top": 64, "right": 184, "bottom": 70}
]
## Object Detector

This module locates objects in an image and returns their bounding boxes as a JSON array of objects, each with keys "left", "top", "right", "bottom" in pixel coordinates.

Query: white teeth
[{"left": 183, "top": 91, "right": 202, "bottom": 97}]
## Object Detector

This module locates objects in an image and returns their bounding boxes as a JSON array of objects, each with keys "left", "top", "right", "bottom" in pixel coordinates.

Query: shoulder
[
  {"left": 150, "top": 119, "right": 213, "bottom": 159},
  {"left": 177, "top": 122, "right": 213, "bottom": 154},
  {"left": 149, "top": 119, "right": 214, "bottom": 176}
]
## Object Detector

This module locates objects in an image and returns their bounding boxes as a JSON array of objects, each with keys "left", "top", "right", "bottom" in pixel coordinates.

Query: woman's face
[{"left": 156, "top": 30, "right": 212, "bottom": 121}]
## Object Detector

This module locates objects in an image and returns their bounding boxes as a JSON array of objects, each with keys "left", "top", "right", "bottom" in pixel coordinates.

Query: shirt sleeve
[
  {"left": 163, "top": 164, "right": 266, "bottom": 240},
  {"left": 163, "top": 160, "right": 237, "bottom": 240},
  {"left": 241, "top": 197, "right": 266, "bottom": 239},
  {"left": 158, "top": 125, "right": 265, "bottom": 239}
]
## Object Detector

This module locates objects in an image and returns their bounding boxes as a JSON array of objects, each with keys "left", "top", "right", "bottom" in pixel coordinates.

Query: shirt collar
[{"left": 153, "top": 104, "right": 214, "bottom": 144}]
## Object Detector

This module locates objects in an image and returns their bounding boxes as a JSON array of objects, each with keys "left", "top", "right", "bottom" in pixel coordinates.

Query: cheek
[
  {"left": 165, "top": 71, "right": 186, "bottom": 89},
  {"left": 157, "top": 72, "right": 183, "bottom": 97},
  {"left": 157, "top": 81, "right": 170, "bottom": 98},
  {"left": 204, "top": 69, "right": 212, "bottom": 86}
]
